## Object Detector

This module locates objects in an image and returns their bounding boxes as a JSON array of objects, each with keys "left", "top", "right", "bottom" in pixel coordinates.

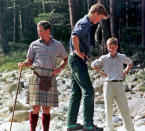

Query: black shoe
[
  {"left": 67, "top": 124, "right": 83, "bottom": 131},
  {"left": 83, "top": 125, "right": 103, "bottom": 131}
]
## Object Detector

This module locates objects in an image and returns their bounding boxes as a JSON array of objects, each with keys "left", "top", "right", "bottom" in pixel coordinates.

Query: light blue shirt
[{"left": 91, "top": 53, "right": 132, "bottom": 80}]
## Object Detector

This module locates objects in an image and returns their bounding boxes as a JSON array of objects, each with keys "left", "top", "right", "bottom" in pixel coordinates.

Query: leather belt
[
  {"left": 110, "top": 80, "right": 123, "bottom": 82},
  {"left": 69, "top": 51, "right": 89, "bottom": 58},
  {"left": 70, "top": 51, "right": 76, "bottom": 56}
]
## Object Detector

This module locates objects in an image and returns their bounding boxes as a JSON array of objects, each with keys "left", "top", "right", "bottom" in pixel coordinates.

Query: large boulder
[
  {"left": 0, "top": 122, "right": 30, "bottom": 131},
  {"left": 128, "top": 98, "right": 145, "bottom": 118},
  {"left": 2, "top": 83, "right": 17, "bottom": 92},
  {"left": 7, "top": 100, "right": 30, "bottom": 112},
  {"left": 8, "top": 110, "right": 29, "bottom": 122},
  {"left": 93, "top": 78, "right": 104, "bottom": 93},
  {"left": 2, "top": 72, "right": 15, "bottom": 79}
]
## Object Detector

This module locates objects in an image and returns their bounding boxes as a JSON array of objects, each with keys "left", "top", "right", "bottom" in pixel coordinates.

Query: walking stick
[{"left": 10, "top": 67, "right": 22, "bottom": 131}]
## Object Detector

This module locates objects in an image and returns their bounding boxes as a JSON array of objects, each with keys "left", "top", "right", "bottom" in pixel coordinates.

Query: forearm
[
  {"left": 18, "top": 58, "right": 33, "bottom": 69},
  {"left": 72, "top": 35, "right": 86, "bottom": 59},
  {"left": 72, "top": 35, "right": 81, "bottom": 54},
  {"left": 92, "top": 66, "right": 107, "bottom": 77},
  {"left": 22, "top": 60, "right": 33, "bottom": 68},
  {"left": 52, "top": 57, "right": 68, "bottom": 76},
  {"left": 123, "top": 64, "right": 132, "bottom": 74},
  {"left": 58, "top": 57, "right": 68, "bottom": 70}
]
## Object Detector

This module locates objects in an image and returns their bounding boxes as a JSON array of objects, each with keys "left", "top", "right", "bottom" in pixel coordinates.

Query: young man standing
[
  {"left": 18, "top": 21, "right": 68, "bottom": 131},
  {"left": 91, "top": 37, "right": 135, "bottom": 131},
  {"left": 67, "top": 3, "right": 109, "bottom": 131}
]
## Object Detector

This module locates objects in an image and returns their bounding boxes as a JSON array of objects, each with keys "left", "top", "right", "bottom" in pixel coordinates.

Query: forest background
[{"left": 0, "top": 0, "right": 144, "bottom": 71}]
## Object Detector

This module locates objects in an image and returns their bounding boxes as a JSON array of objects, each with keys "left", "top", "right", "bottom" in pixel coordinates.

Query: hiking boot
[
  {"left": 67, "top": 123, "right": 83, "bottom": 131},
  {"left": 83, "top": 125, "right": 103, "bottom": 131}
]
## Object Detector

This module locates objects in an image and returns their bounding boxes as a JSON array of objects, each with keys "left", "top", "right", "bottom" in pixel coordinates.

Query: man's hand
[
  {"left": 100, "top": 71, "right": 108, "bottom": 77},
  {"left": 123, "top": 64, "right": 132, "bottom": 78},
  {"left": 52, "top": 57, "right": 68, "bottom": 76},
  {"left": 18, "top": 58, "right": 33, "bottom": 69},
  {"left": 75, "top": 51, "right": 86, "bottom": 60},
  {"left": 123, "top": 70, "right": 128, "bottom": 78},
  {"left": 18, "top": 62, "right": 25, "bottom": 70},
  {"left": 52, "top": 68, "right": 62, "bottom": 76},
  {"left": 92, "top": 66, "right": 108, "bottom": 77}
]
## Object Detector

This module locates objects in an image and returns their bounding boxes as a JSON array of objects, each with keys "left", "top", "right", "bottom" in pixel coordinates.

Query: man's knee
[
  {"left": 42, "top": 106, "right": 51, "bottom": 114},
  {"left": 83, "top": 87, "right": 94, "bottom": 97},
  {"left": 32, "top": 106, "right": 41, "bottom": 114}
]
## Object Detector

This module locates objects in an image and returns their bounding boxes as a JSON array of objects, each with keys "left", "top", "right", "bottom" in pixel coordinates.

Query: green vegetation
[
  {"left": 0, "top": 41, "right": 28, "bottom": 72},
  {"left": 0, "top": 51, "right": 26, "bottom": 72},
  {"left": 139, "top": 86, "right": 145, "bottom": 92}
]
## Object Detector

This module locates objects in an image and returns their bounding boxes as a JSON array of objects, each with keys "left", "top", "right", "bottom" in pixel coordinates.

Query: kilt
[{"left": 28, "top": 67, "right": 58, "bottom": 107}]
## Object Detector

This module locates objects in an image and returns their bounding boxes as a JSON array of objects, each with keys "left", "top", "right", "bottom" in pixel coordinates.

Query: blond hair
[
  {"left": 106, "top": 37, "right": 118, "bottom": 46},
  {"left": 89, "top": 3, "right": 109, "bottom": 19}
]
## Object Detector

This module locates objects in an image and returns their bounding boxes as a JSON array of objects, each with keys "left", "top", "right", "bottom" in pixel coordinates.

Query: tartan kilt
[{"left": 28, "top": 67, "right": 58, "bottom": 107}]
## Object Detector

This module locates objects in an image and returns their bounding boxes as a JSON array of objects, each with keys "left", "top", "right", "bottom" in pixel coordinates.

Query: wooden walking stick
[{"left": 10, "top": 67, "right": 22, "bottom": 131}]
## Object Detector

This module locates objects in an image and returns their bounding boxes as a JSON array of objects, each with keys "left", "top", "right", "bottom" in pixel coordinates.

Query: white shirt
[{"left": 91, "top": 53, "right": 132, "bottom": 81}]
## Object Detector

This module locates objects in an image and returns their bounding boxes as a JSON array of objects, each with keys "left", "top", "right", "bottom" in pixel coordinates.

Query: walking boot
[
  {"left": 29, "top": 111, "right": 39, "bottom": 131},
  {"left": 42, "top": 113, "right": 51, "bottom": 131}
]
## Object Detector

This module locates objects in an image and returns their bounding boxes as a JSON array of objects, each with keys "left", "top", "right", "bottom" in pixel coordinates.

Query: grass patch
[
  {"left": 139, "top": 86, "right": 145, "bottom": 92},
  {"left": 0, "top": 51, "right": 26, "bottom": 72}
]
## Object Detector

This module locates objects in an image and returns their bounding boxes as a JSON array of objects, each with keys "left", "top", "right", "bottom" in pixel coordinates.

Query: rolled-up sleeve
[
  {"left": 91, "top": 56, "right": 104, "bottom": 68},
  {"left": 121, "top": 54, "right": 132, "bottom": 65},
  {"left": 72, "top": 23, "right": 89, "bottom": 39},
  {"left": 26, "top": 43, "right": 34, "bottom": 60},
  {"left": 57, "top": 43, "right": 68, "bottom": 59}
]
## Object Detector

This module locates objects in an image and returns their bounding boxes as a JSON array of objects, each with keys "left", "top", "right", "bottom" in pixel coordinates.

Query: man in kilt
[{"left": 18, "top": 20, "right": 68, "bottom": 131}]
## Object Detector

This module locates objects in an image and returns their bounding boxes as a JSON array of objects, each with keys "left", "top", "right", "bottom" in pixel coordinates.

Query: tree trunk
[
  {"left": 42, "top": 0, "right": 45, "bottom": 13},
  {"left": 109, "top": 0, "right": 120, "bottom": 51},
  {"left": 0, "top": 11, "right": 10, "bottom": 54},
  {"left": 87, "top": 0, "right": 95, "bottom": 9},
  {"left": 125, "top": 0, "right": 129, "bottom": 26},
  {"left": 109, "top": 0, "right": 119, "bottom": 38},
  {"left": 98, "top": 0, "right": 111, "bottom": 54},
  {"left": 13, "top": 0, "right": 16, "bottom": 42},
  {"left": 19, "top": 8, "right": 23, "bottom": 39},
  {"left": 68, "top": 0, "right": 81, "bottom": 30},
  {"left": 142, "top": 0, "right": 145, "bottom": 48}
]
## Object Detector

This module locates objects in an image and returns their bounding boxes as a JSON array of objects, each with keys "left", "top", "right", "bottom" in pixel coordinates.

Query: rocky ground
[{"left": 0, "top": 67, "right": 145, "bottom": 131}]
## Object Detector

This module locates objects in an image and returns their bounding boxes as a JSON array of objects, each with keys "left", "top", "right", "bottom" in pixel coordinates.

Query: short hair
[
  {"left": 89, "top": 3, "right": 109, "bottom": 19},
  {"left": 37, "top": 20, "right": 51, "bottom": 31},
  {"left": 106, "top": 37, "right": 118, "bottom": 46}
]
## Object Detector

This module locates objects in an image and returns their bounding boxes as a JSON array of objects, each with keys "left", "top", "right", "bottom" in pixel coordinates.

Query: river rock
[
  {"left": 2, "top": 83, "right": 17, "bottom": 92},
  {"left": 93, "top": 78, "right": 104, "bottom": 93},
  {"left": 128, "top": 98, "right": 145, "bottom": 117},
  {"left": 7, "top": 110, "right": 29, "bottom": 122},
  {"left": 7, "top": 100, "right": 30, "bottom": 112},
  {"left": 133, "top": 82, "right": 145, "bottom": 91}
]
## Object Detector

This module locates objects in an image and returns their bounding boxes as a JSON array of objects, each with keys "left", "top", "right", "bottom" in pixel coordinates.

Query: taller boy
[{"left": 67, "top": 3, "right": 109, "bottom": 131}]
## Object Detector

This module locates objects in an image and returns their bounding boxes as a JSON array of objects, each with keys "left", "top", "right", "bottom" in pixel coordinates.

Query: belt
[
  {"left": 70, "top": 51, "right": 89, "bottom": 58},
  {"left": 70, "top": 51, "right": 76, "bottom": 56},
  {"left": 110, "top": 80, "right": 123, "bottom": 82},
  {"left": 31, "top": 66, "right": 53, "bottom": 71}
]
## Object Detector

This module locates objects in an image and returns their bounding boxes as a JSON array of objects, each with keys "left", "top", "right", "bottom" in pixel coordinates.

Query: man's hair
[
  {"left": 89, "top": 3, "right": 108, "bottom": 19},
  {"left": 37, "top": 20, "right": 51, "bottom": 31},
  {"left": 106, "top": 37, "right": 118, "bottom": 46}
]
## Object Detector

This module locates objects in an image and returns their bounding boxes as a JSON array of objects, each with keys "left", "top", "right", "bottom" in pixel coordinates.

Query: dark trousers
[{"left": 67, "top": 54, "right": 94, "bottom": 127}]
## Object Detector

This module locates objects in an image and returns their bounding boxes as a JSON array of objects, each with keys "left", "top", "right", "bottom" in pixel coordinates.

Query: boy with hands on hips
[{"left": 91, "top": 37, "right": 135, "bottom": 131}]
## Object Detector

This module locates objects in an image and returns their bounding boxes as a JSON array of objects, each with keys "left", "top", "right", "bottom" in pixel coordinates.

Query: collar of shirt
[
  {"left": 39, "top": 37, "right": 53, "bottom": 45},
  {"left": 107, "top": 53, "right": 119, "bottom": 58},
  {"left": 85, "top": 15, "right": 93, "bottom": 25}
]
